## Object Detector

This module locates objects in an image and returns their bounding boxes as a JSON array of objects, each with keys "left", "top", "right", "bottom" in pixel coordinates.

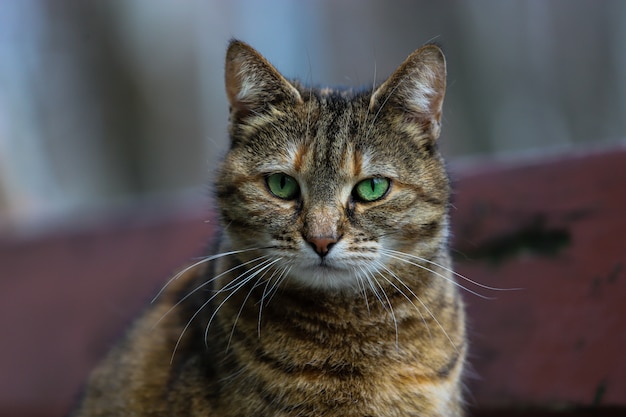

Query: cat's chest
[
  {"left": 208, "top": 293, "right": 447, "bottom": 416},
  {"left": 212, "top": 362, "right": 450, "bottom": 417}
]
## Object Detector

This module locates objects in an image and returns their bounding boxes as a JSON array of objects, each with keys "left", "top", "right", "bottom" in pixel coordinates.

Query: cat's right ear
[
  {"left": 225, "top": 40, "right": 302, "bottom": 118},
  {"left": 369, "top": 45, "right": 446, "bottom": 140}
]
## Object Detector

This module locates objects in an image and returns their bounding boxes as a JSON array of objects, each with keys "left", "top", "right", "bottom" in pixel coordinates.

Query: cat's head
[{"left": 216, "top": 40, "right": 449, "bottom": 292}]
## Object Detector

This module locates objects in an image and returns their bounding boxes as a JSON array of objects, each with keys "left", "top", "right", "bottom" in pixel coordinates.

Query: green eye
[
  {"left": 266, "top": 173, "right": 300, "bottom": 200},
  {"left": 354, "top": 177, "right": 390, "bottom": 202}
]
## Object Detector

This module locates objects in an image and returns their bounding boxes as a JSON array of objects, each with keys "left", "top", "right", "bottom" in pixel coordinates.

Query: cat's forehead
[
  {"left": 256, "top": 135, "right": 399, "bottom": 185},
  {"left": 305, "top": 91, "right": 401, "bottom": 170},
  {"left": 237, "top": 87, "right": 412, "bottom": 181}
]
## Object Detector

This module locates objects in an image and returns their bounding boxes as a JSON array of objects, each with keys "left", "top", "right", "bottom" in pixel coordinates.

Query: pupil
[
  {"left": 370, "top": 179, "right": 376, "bottom": 192},
  {"left": 280, "top": 175, "right": 286, "bottom": 189}
]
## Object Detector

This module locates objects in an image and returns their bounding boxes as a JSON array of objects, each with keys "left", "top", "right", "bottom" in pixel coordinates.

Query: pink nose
[{"left": 307, "top": 236, "right": 338, "bottom": 257}]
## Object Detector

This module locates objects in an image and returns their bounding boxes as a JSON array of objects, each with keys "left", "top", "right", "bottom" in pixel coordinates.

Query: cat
[{"left": 71, "top": 39, "right": 466, "bottom": 417}]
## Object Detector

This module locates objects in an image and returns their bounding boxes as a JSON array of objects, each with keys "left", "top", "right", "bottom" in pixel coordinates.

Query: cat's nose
[{"left": 306, "top": 236, "right": 338, "bottom": 257}]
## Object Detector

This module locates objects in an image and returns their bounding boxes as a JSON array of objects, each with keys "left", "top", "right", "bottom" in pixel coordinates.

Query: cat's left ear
[
  {"left": 369, "top": 45, "right": 446, "bottom": 139},
  {"left": 225, "top": 40, "right": 302, "bottom": 118}
]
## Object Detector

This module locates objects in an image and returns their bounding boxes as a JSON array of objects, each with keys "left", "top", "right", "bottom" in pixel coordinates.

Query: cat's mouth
[
  {"left": 312, "top": 256, "right": 350, "bottom": 273},
  {"left": 317, "top": 258, "right": 335, "bottom": 269},
  {"left": 286, "top": 256, "right": 363, "bottom": 291}
]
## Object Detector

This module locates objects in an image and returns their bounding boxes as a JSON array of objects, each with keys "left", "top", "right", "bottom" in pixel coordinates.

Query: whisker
[
  {"left": 362, "top": 269, "right": 386, "bottom": 312},
  {"left": 257, "top": 275, "right": 275, "bottom": 339},
  {"left": 207, "top": 258, "right": 283, "bottom": 350},
  {"left": 373, "top": 260, "right": 432, "bottom": 339},
  {"left": 424, "top": 34, "right": 442, "bottom": 45},
  {"left": 380, "top": 250, "right": 496, "bottom": 300},
  {"left": 226, "top": 275, "right": 265, "bottom": 351},
  {"left": 263, "top": 261, "right": 294, "bottom": 307},
  {"left": 153, "top": 255, "right": 271, "bottom": 330},
  {"left": 152, "top": 257, "right": 211, "bottom": 304},
  {"left": 365, "top": 263, "right": 399, "bottom": 348},
  {"left": 358, "top": 263, "right": 399, "bottom": 346},
  {"left": 152, "top": 247, "right": 266, "bottom": 303},
  {"left": 353, "top": 265, "right": 372, "bottom": 314},
  {"left": 384, "top": 248, "right": 522, "bottom": 292},
  {"left": 168, "top": 256, "right": 273, "bottom": 363},
  {"left": 226, "top": 258, "right": 282, "bottom": 351},
  {"left": 375, "top": 260, "right": 458, "bottom": 352},
  {"left": 258, "top": 262, "right": 293, "bottom": 337},
  {"left": 218, "top": 257, "right": 275, "bottom": 293}
]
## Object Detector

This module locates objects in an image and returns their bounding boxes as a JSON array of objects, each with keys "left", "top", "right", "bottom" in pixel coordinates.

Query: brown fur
[{"left": 72, "top": 40, "right": 466, "bottom": 417}]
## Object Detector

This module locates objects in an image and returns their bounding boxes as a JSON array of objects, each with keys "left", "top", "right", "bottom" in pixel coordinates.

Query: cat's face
[{"left": 217, "top": 41, "right": 449, "bottom": 292}]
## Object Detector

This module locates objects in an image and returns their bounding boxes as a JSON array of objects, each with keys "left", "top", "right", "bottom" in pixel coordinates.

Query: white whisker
[
  {"left": 263, "top": 261, "right": 294, "bottom": 307},
  {"left": 357, "top": 262, "right": 399, "bottom": 346},
  {"left": 362, "top": 268, "right": 385, "bottom": 311},
  {"left": 385, "top": 248, "right": 522, "bottom": 292},
  {"left": 207, "top": 258, "right": 283, "bottom": 351},
  {"left": 372, "top": 260, "right": 432, "bottom": 340},
  {"left": 258, "top": 262, "right": 293, "bottom": 337},
  {"left": 153, "top": 255, "right": 271, "bottom": 330},
  {"left": 257, "top": 275, "right": 275, "bottom": 339},
  {"left": 168, "top": 256, "right": 274, "bottom": 363},
  {"left": 152, "top": 247, "right": 265, "bottom": 303},
  {"left": 353, "top": 265, "right": 372, "bottom": 314},
  {"left": 226, "top": 258, "right": 282, "bottom": 351},
  {"left": 380, "top": 249, "right": 496, "bottom": 300}
]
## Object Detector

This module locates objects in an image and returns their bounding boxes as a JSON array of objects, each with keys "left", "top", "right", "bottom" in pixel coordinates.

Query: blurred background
[
  {"left": 1, "top": 0, "right": 625, "bottom": 232},
  {"left": 2, "top": 2, "right": 626, "bottom": 415}
]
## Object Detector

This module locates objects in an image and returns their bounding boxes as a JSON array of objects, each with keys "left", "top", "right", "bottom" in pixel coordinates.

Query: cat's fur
[{"left": 72, "top": 40, "right": 466, "bottom": 417}]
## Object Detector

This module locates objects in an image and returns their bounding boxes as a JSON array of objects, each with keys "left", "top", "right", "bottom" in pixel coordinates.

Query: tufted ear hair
[
  {"left": 369, "top": 44, "right": 446, "bottom": 139},
  {"left": 225, "top": 39, "right": 302, "bottom": 118}
]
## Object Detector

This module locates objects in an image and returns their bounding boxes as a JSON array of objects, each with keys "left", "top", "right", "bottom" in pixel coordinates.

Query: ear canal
[
  {"left": 369, "top": 44, "right": 446, "bottom": 138},
  {"left": 225, "top": 40, "right": 302, "bottom": 117}
]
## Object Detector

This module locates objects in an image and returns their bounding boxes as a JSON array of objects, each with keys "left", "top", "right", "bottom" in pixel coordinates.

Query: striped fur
[{"left": 72, "top": 40, "right": 466, "bottom": 417}]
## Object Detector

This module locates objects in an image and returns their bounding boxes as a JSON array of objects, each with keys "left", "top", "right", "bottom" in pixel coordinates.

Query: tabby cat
[{"left": 71, "top": 39, "right": 466, "bottom": 417}]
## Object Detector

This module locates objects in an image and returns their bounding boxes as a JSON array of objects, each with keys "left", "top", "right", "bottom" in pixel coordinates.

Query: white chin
[{"left": 288, "top": 264, "right": 361, "bottom": 291}]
